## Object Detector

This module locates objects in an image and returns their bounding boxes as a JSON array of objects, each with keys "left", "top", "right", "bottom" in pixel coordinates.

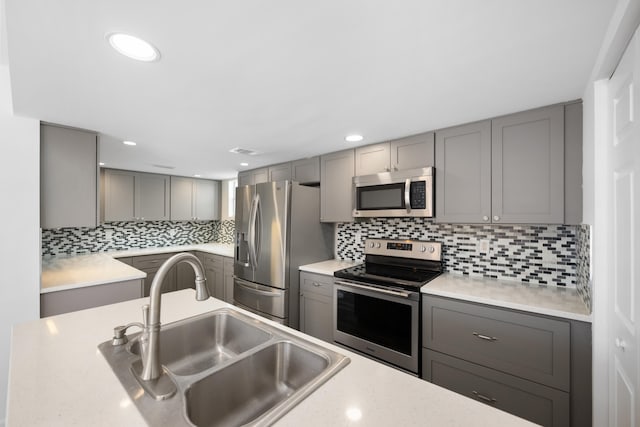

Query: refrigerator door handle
[{"left": 247, "top": 194, "right": 260, "bottom": 269}]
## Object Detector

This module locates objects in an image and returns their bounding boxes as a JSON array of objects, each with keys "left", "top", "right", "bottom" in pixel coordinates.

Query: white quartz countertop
[
  {"left": 299, "top": 259, "right": 362, "bottom": 275},
  {"left": 421, "top": 273, "right": 591, "bottom": 323},
  {"left": 108, "top": 242, "right": 234, "bottom": 259},
  {"left": 41, "top": 243, "right": 234, "bottom": 293},
  {"left": 7, "top": 291, "right": 534, "bottom": 427}
]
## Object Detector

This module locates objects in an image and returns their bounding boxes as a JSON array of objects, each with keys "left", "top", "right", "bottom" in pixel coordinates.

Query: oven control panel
[{"left": 364, "top": 238, "right": 442, "bottom": 261}]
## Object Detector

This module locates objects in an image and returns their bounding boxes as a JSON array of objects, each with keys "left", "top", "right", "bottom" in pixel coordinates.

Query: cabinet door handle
[
  {"left": 472, "top": 391, "right": 497, "bottom": 404},
  {"left": 312, "top": 282, "right": 321, "bottom": 287},
  {"left": 473, "top": 332, "right": 498, "bottom": 342}
]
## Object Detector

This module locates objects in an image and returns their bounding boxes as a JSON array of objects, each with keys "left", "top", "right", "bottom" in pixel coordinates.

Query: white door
[{"left": 606, "top": 28, "right": 640, "bottom": 427}]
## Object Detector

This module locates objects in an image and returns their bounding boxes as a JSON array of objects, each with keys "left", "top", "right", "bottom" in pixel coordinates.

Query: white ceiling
[{"left": 5, "top": 0, "right": 616, "bottom": 180}]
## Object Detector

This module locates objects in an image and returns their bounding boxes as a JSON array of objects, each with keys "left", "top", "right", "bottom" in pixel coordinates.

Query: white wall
[{"left": 0, "top": 5, "right": 41, "bottom": 425}]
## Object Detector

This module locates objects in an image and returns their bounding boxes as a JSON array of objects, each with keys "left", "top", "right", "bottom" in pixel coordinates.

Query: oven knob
[
  {"left": 376, "top": 243, "right": 381, "bottom": 248},
  {"left": 428, "top": 246, "right": 436, "bottom": 253},
  {"left": 369, "top": 242, "right": 375, "bottom": 248},
  {"left": 420, "top": 246, "right": 427, "bottom": 252}
]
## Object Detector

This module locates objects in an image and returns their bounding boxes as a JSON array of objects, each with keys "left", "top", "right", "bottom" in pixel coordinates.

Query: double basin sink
[{"left": 98, "top": 308, "right": 350, "bottom": 426}]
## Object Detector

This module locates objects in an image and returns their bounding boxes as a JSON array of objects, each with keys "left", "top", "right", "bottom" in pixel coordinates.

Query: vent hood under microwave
[{"left": 352, "top": 167, "right": 434, "bottom": 218}]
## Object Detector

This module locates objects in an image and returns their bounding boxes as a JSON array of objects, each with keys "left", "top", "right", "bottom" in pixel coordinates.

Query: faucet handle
[{"left": 142, "top": 304, "right": 150, "bottom": 328}]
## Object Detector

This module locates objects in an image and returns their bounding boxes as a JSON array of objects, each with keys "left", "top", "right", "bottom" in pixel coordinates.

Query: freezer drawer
[
  {"left": 233, "top": 277, "right": 288, "bottom": 319},
  {"left": 234, "top": 302, "right": 286, "bottom": 325}
]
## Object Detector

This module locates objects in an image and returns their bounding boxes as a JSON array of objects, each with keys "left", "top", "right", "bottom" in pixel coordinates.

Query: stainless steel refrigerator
[{"left": 234, "top": 180, "right": 334, "bottom": 328}]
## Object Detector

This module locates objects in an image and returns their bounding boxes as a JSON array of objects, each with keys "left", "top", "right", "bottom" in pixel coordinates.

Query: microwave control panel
[{"left": 410, "top": 181, "right": 426, "bottom": 209}]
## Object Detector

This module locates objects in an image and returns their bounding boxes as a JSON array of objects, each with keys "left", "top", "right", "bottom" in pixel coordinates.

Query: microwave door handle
[{"left": 404, "top": 178, "right": 411, "bottom": 213}]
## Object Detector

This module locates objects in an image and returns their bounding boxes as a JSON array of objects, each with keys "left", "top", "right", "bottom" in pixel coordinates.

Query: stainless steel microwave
[{"left": 352, "top": 167, "right": 434, "bottom": 218}]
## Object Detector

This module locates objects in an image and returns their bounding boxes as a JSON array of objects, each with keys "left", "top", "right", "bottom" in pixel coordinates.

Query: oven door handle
[{"left": 334, "top": 280, "right": 413, "bottom": 298}]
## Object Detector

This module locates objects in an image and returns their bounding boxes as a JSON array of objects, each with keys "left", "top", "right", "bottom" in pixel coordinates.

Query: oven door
[{"left": 333, "top": 280, "right": 420, "bottom": 374}]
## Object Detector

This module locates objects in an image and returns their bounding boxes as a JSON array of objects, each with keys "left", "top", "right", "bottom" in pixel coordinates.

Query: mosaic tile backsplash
[
  {"left": 42, "top": 220, "right": 235, "bottom": 257},
  {"left": 336, "top": 219, "right": 579, "bottom": 288},
  {"left": 575, "top": 224, "right": 592, "bottom": 310}
]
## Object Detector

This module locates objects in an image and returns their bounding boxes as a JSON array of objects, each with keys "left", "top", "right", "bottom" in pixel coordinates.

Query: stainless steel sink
[
  {"left": 128, "top": 310, "right": 272, "bottom": 376},
  {"left": 186, "top": 341, "right": 331, "bottom": 427},
  {"left": 98, "top": 308, "right": 350, "bottom": 426}
]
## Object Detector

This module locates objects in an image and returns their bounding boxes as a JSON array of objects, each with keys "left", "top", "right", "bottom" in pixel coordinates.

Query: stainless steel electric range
[{"left": 333, "top": 238, "right": 443, "bottom": 375}]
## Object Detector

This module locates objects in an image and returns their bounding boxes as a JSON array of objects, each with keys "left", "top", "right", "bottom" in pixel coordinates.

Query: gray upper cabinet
[
  {"left": 238, "top": 168, "right": 268, "bottom": 186},
  {"left": 291, "top": 156, "right": 320, "bottom": 184},
  {"left": 170, "top": 177, "right": 220, "bottom": 221},
  {"left": 320, "top": 149, "right": 355, "bottom": 222},
  {"left": 103, "top": 169, "right": 170, "bottom": 221},
  {"left": 355, "top": 143, "right": 391, "bottom": 175},
  {"left": 436, "top": 104, "right": 566, "bottom": 224},
  {"left": 355, "top": 132, "right": 435, "bottom": 176},
  {"left": 435, "top": 121, "right": 492, "bottom": 223},
  {"left": 564, "top": 102, "right": 583, "bottom": 225},
  {"left": 389, "top": 132, "right": 435, "bottom": 171},
  {"left": 492, "top": 105, "right": 564, "bottom": 224},
  {"left": 268, "top": 163, "right": 292, "bottom": 182},
  {"left": 194, "top": 179, "right": 219, "bottom": 220},
  {"left": 40, "top": 123, "right": 98, "bottom": 228}
]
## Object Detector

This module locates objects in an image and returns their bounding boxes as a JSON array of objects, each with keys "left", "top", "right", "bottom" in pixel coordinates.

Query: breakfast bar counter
[{"left": 7, "top": 290, "right": 534, "bottom": 426}]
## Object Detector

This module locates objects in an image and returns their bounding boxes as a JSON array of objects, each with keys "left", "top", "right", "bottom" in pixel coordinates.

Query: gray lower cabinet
[
  {"left": 198, "top": 252, "right": 224, "bottom": 300},
  {"left": 223, "top": 257, "right": 234, "bottom": 304},
  {"left": 40, "top": 278, "right": 143, "bottom": 317},
  {"left": 291, "top": 157, "right": 320, "bottom": 184},
  {"left": 422, "top": 295, "right": 591, "bottom": 427},
  {"left": 170, "top": 177, "right": 220, "bottom": 221},
  {"left": 299, "top": 272, "right": 333, "bottom": 342},
  {"left": 40, "top": 123, "right": 98, "bottom": 229},
  {"left": 103, "top": 169, "right": 170, "bottom": 221},
  {"left": 131, "top": 253, "right": 177, "bottom": 297},
  {"left": 436, "top": 103, "right": 570, "bottom": 224},
  {"left": 424, "top": 350, "right": 570, "bottom": 427},
  {"left": 320, "top": 149, "right": 355, "bottom": 222}
]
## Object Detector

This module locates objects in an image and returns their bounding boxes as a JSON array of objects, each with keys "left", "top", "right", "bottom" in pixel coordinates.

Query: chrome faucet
[{"left": 139, "top": 252, "right": 209, "bottom": 397}]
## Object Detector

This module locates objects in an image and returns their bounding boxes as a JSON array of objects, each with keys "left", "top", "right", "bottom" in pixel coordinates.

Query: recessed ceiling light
[
  {"left": 123, "top": 140, "right": 137, "bottom": 146},
  {"left": 107, "top": 33, "right": 160, "bottom": 62},
  {"left": 99, "top": 162, "right": 105, "bottom": 166},
  {"left": 240, "top": 162, "right": 249, "bottom": 167},
  {"left": 194, "top": 174, "right": 201, "bottom": 178},
  {"left": 345, "top": 134, "right": 363, "bottom": 143}
]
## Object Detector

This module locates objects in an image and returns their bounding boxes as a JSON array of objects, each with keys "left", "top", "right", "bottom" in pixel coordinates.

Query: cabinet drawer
[
  {"left": 223, "top": 256, "right": 234, "bottom": 272},
  {"left": 300, "top": 272, "right": 333, "bottom": 297},
  {"left": 423, "top": 296, "right": 570, "bottom": 391},
  {"left": 423, "top": 350, "right": 569, "bottom": 427},
  {"left": 130, "top": 253, "right": 173, "bottom": 270}
]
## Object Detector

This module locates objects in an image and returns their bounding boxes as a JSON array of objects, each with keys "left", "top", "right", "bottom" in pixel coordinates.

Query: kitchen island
[{"left": 7, "top": 290, "right": 534, "bottom": 426}]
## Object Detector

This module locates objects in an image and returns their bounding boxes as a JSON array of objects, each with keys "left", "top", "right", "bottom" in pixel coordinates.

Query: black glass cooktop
[{"left": 334, "top": 262, "right": 441, "bottom": 291}]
